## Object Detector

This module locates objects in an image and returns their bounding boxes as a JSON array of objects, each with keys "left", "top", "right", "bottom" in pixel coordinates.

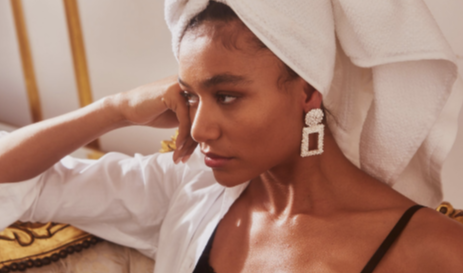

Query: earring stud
[{"left": 300, "top": 109, "right": 324, "bottom": 157}]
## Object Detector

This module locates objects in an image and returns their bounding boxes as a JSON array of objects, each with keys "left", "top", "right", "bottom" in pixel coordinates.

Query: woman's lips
[{"left": 203, "top": 152, "right": 233, "bottom": 168}]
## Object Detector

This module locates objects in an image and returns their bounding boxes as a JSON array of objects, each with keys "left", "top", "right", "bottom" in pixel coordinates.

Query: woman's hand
[
  {"left": 0, "top": 75, "right": 197, "bottom": 183},
  {"left": 113, "top": 75, "right": 197, "bottom": 164}
]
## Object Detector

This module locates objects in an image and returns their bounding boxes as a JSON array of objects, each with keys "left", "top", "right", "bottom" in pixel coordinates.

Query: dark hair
[
  {"left": 184, "top": 1, "right": 299, "bottom": 84},
  {"left": 188, "top": 1, "right": 238, "bottom": 28}
]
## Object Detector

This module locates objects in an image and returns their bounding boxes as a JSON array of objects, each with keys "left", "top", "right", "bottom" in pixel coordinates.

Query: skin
[{"left": 0, "top": 18, "right": 463, "bottom": 273}]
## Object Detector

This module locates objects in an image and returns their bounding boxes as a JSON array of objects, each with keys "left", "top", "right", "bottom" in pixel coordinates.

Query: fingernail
[{"left": 174, "top": 156, "right": 181, "bottom": 164}]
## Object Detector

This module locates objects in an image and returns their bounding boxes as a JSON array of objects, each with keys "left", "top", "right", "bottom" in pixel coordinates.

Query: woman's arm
[{"left": 0, "top": 75, "right": 196, "bottom": 183}]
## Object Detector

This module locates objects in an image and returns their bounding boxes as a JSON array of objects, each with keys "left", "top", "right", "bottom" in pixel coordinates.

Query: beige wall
[
  {"left": 0, "top": 0, "right": 32, "bottom": 126},
  {"left": 0, "top": 0, "right": 462, "bottom": 207}
]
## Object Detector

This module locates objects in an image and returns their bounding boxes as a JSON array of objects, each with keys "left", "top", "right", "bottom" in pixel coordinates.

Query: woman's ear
[{"left": 300, "top": 80, "right": 322, "bottom": 112}]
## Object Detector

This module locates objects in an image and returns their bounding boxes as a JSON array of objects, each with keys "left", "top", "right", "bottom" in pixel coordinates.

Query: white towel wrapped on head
[{"left": 165, "top": 0, "right": 463, "bottom": 207}]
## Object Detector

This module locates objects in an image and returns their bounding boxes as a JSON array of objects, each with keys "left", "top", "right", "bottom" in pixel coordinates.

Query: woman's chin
[{"left": 212, "top": 169, "right": 251, "bottom": 188}]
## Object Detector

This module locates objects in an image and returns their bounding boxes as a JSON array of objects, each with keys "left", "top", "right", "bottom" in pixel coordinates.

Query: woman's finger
[
  {"left": 175, "top": 118, "right": 198, "bottom": 163},
  {"left": 172, "top": 99, "right": 194, "bottom": 164},
  {"left": 161, "top": 80, "right": 198, "bottom": 164},
  {"left": 181, "top": 138, "right": 198, "bottom": 163},
  {"left": 178, "top": 134, "right": 198, "bottom": 162}
]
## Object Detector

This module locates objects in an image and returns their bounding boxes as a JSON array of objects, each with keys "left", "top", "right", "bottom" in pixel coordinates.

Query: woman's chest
[
  {"left": 208, "top": 210, "right": 429, "bottom": 273},
  {"left": 208, "top": 225, "right": 368, "bottom": 272}
]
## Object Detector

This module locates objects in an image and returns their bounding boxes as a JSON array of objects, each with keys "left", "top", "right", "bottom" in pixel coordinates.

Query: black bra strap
[
  {"left": 360, "top": 204, "right": 424, "bottom": 273},
  {"left": 192, "top": 226, "right": 218, "bottom": 273}
]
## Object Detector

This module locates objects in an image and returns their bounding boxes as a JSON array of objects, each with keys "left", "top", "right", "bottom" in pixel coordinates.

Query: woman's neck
[{"left": 246, "top": 129, "right": 372, "bottom": 219}]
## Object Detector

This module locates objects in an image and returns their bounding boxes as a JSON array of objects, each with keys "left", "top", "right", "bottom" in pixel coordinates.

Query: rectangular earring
[{"left": 300, "top": 109, "right": 324, "bottom": 157}]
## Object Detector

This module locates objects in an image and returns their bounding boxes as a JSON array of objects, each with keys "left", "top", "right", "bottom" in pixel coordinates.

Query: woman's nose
[{"left": 190, "top": 103, "right": 221, "bottom": 143}]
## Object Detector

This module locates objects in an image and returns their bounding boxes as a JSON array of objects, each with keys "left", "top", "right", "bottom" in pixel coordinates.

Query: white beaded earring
[{"left": 300, "top": 109, "right": 324, "bottom": 157}]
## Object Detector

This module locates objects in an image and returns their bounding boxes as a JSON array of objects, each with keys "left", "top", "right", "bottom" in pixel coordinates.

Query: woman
[{"left": 1, "top": 1, "right": 463, "bottom": 272}]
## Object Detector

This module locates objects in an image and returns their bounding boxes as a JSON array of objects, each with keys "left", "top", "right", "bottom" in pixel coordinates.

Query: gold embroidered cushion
[{"left": 0, "top": 222, "right": 100, "bottom": 272}]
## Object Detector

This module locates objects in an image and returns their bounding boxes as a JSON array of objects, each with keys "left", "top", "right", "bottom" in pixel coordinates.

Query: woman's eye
[
  {"left": 182, "top": 91, "right": 199, "bottom": 105},
  {"left": 217, "top": 94, "right": 237, "bottom": 104}
]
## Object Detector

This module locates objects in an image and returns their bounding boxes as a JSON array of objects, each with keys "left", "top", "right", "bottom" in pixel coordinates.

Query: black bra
[{"left": 193, "top": 204, "right": 424, "bottom": 273}]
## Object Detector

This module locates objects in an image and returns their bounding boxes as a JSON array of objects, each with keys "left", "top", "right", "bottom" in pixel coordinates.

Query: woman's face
[{"left": 178, "top": 21, "right": 306, "bottom": 187}]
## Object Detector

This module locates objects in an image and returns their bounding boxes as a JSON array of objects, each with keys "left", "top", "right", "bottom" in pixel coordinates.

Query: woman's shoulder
[{"left": 402, "top": 206, "right": 463, "bottom": 271}]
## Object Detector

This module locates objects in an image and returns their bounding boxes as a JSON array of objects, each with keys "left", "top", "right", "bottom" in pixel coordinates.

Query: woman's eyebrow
[
  {"left": 178, "top": 74, "right": 252, "bottom": 89},
  {"left": 202, "top": 74, "right": 251, "bottom": 88}
]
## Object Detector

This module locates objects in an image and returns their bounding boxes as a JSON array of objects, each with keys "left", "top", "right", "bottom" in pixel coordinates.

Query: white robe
[{"left": 0, "top": 131, "right": 247, "bottom": 273}]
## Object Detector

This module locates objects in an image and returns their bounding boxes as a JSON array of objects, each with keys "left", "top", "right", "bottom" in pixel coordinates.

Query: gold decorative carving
[
  {"left": 160, "top": 130, "right": 179, "bottom": 153},
  {"left": 436, "top": 202, "right": 463, "bottom": 225},
  {"left": 11, "top": 0, "right": 43, "bottom": 123},
  {"left": 62, "top": 0, "right": 93, "bottom": 108},
  {"left": 86, "top": 148, "right": 105, "bottom": 160},
  {"left": 63, "top": 0, "right": 100, "bottom": 150}
]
